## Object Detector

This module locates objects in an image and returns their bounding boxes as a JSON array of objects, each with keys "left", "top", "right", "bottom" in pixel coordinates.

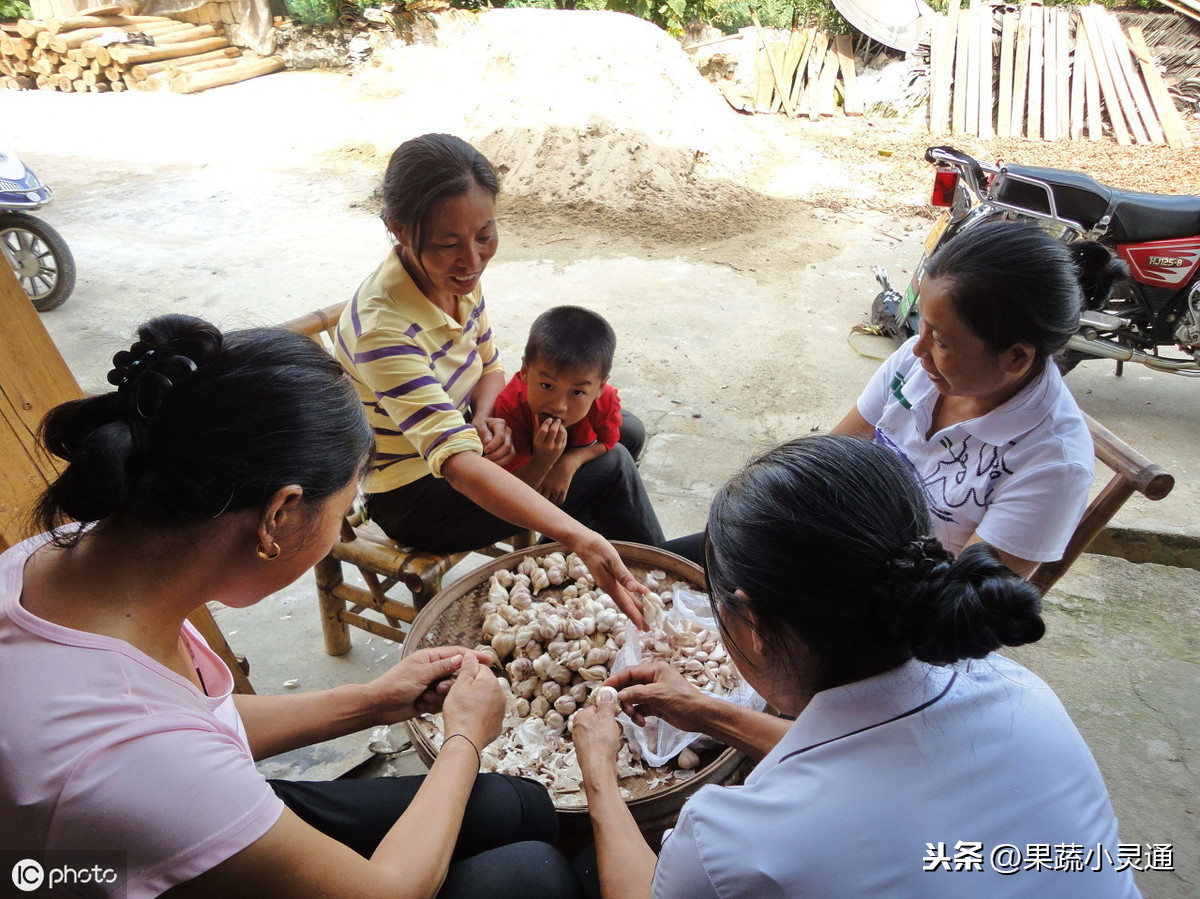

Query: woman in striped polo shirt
[{"left": 336, "top": 133, "right": 657, "bottom": 627}]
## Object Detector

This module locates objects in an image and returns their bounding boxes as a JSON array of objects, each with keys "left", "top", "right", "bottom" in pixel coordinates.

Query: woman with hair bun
[
  {"left": 832, "top": 221, "right": 1129, "bottom": 577},
  {"left": 573, "top": 436, "right": 1137, "bottom": 898},
  {"left": 0, "top": 315, "right": 582, "bottom": 898}
]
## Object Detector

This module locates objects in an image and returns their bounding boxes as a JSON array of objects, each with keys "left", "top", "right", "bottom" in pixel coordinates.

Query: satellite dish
[{"left": 831, "top": 0, "right": 934, "bottom": 52}]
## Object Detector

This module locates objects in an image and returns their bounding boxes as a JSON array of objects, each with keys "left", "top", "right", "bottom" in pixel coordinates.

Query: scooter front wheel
[{"left": 0, "top": 211, "right": 76, "bottom": 311}]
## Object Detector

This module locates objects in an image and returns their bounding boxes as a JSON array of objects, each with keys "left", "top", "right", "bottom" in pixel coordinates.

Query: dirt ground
[{"left": 1, "top": 21, "right": 1198, "bottom": 893}]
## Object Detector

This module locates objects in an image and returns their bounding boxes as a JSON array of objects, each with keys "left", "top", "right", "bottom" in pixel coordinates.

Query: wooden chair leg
[
  {"left": 315, "top": 553, "right": 352, "bottom": 656},
  {"left": 404, "top": 571, "right": 444, "bottom": 611},
  {"left": 511, "top": 529, "right": 537, "bottom": 550}
]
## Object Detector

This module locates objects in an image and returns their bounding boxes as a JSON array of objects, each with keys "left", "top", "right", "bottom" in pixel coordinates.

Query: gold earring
[{"left": 256, "top": 541, "right": 281, "bottom": 561}]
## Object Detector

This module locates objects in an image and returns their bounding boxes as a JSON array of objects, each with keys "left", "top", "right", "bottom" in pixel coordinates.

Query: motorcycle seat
[
  {"left": 993, "top": 162, "right": 1200, "bottom": 243},
  {"left": 1107, "top": 191, "right": 1200, "bottom": 244}
]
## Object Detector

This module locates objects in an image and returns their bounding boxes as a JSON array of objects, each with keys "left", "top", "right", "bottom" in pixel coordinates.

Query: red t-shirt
[{"left": 493, "top": 373, "right": 623, "bottom": 473}]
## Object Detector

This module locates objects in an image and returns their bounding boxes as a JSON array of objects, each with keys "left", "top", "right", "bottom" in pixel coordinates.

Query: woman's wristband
[{"left": 443, "top": 732, "right": 481, "bottom": 769}]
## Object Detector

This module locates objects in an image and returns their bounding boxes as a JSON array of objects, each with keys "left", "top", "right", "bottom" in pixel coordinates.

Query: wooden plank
[
  {"left": 767, "top": 40, "right": 789, "bottom": 114},
  {"left": 929, "top": 5, "right": 958, "bottom": 134},
  {"left": 997, "top": 10, "right": 1017, "bottom": 138},
  {"left": 1086, "top": 5, "right": 1151, "bottom": 144},
  {"left": 1079, "top": 5, "right": 1132, "bottom": 146},
  {"left": 977, "top": 4, "right": 993, "bottom": 138},
  {"left": 1027, "top": 2, "right": 1043, "bottom": 140},
  {"left": 834, "top": 34, "right": 861, "bottom": 115},
  {"left": 1012, "top": 3, "right": 1032, "bottom": 138},
  {"left": 1042, "top": 7, "right": 1058, "bottom": 140},
  {"left": 816, "top": 44, "right": 841, "bottom": 116},
  {"left": 787, "top": 27, "right": 817, "bottom": 110},
  {"left": 1079, "top": 24, "right": 1103, "bottom": 141},
  {"left": 1156, "top": 0, "right": 1200, "bottom": 27},
  {"left": 778, "top": 26, "right": 808, "bottom": 106},
  {"left": 801, "top": 30, "right": 828, "bottom": 120},
  {"left": 964, "top": 6, "right": 980, "bottom": 135},
  {"left": 1057, "top": 5, "right": 1071, "bottom": 136},
  {"left": 952, "top": 5, "right": 971, "bottom": 133},
  {"left": 926, "top": 12, "right": 944, "bottom": 131},
  {"left": 1101, "top": 10, "right": 1164, "bottom": 145},
  {"left": 752, "top": 44, "right": 773, "bottom": 112},
  {"left": 1127, "top": 25, "right": 1191, "bottom": 149},
  {"left": 1069, "top": 11, "right": 1085, "bottom": 141}
]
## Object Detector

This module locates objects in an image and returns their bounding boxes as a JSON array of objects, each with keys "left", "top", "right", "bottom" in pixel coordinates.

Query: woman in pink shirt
[{"left": 0, "top": 314, "right": 581, "bottom": 897}]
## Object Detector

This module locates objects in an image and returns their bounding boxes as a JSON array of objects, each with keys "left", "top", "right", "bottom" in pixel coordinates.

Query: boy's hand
[
  {"left": 531, "top": 417, "right": 567, "bottom": 466},
  {"left": 539, "top": 454, "right": 581, "bottom": 504}
]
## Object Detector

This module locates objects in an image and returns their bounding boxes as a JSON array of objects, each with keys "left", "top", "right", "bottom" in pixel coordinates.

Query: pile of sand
[{"left": 352, "top": 9, "right": 803, "bottom": 240}]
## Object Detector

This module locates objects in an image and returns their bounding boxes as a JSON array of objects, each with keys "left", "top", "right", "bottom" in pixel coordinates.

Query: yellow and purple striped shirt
[{"left": 334, "top": 250, "right": 504, "bottom": 492}]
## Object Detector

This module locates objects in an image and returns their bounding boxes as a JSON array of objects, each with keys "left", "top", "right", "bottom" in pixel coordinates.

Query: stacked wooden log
[
  {"left": 0, "top": 5, "right": 284, "bottom": 94},
  {"left": 928, "top": 0, "right": 1190, "bottom": 148},
  {"left": 746, "top": 24, "right": 862, "bottom": 119}
]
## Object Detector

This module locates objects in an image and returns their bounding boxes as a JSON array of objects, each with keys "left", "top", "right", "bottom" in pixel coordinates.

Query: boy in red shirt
[{"left": 493, "top": 306, "right": 662, "bottom": 545}]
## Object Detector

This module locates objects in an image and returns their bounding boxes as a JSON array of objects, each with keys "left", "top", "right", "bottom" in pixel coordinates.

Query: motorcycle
[
  {"left": 871, "top": 145, "right": 1200, "bottom": 377},
  {"left": 1, "top": 146, "right": 75, "bottom": 312}
]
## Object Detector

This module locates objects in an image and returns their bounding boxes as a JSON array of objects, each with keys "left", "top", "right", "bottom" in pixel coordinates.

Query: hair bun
[
  {"left": 906, "top": 544, "right": 1045, "bottom": 665},
  {"left": 873, "top": 535, "right": 954, "bottom": 636},
  {"left": 1072, "top": 240, "right": 1129, "bottom": 309}
]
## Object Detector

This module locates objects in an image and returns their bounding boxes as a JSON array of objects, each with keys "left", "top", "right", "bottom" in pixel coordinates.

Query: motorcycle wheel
[{"left": 0, "top": 212, "right": 76, "bottom": 312}]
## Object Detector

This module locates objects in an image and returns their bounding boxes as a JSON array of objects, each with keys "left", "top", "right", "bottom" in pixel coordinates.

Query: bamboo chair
[
  {"left": 281, "top": 302, "right": 535, "bottom": 656},
  {"left": 187, "top": 604, "right": 255, "bottom": 695},
  {"left": 1029, "top": 412, "right": 1174, "bottom": 594}
]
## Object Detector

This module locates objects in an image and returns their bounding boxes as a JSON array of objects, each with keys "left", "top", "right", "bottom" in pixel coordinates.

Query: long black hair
[
  {"left": 702, "top": 436, "right": 1044, "bottom": 684},
  {"left": 35, "top": 313, "right": 373, "bottom": 543}
]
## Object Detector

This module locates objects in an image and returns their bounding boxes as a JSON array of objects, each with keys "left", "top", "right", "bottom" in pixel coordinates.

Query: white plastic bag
[{"left": 611, "top": 588, "right": 766, "bottom": 767}]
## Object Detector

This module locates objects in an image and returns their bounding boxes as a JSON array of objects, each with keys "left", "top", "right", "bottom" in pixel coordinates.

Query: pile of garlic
[{"left": 413, "top": 551, "right": 740, "bottom": 807}]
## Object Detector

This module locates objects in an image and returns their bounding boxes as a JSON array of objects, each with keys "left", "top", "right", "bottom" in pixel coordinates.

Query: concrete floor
[{"left": 5, "top": 72, "right": 1196, "bottom": 897}]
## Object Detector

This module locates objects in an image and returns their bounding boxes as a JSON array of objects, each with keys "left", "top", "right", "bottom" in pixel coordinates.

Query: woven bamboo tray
[{"left": 402, "top": 541, "right": 744, "bottom": 821}]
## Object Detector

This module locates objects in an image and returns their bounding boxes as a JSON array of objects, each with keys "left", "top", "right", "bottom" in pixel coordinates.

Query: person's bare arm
[
  {"left": 166, "top": 655, "right": 503, "bottom": 899},
  {"left": 830, "top": 406, "right": 875, "bottom": 439},
  {"left": 442, "top": 451, "right": 648, "bottom": 628},
  {"left": 232, "top": 647, "right": 481, "bottom": 760},
  {"left": 540, "top": 442, "right": 606, "bottom": 504},
  {"left": 962, "top": 535, "right": 1038, "bottom": 578},
  {"left": 573, "top": 691, "right": 656, "bottom": 899}
]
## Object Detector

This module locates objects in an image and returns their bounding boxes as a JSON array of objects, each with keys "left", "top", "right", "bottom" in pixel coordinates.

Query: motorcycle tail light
[{"left": 931, "top": 169, "right": 958, "bottom": 207}]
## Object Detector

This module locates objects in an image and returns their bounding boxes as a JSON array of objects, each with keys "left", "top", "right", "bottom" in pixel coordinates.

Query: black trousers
[
  {"left": 367, "top": 413, "right": 664, "bottom": 552},
  {"left": 269, "top": 774, "right": 582, "bottom": 898},
  {"left": 660, "top": 531, "right": 703, "bottom": 566}
]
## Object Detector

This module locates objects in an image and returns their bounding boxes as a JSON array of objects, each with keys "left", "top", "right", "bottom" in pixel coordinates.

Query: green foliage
[
  {"left": 0, "top": 0, "right": 32, "bottom": 22},
  {"left": 715, "top": 0, "right": 847, "bottom": 33},
  {"left": 602, "top": 0, "right": 713, "bottom": 34},
  {"left": 286, "top": 0, "right": 337, "bottom": 25}
]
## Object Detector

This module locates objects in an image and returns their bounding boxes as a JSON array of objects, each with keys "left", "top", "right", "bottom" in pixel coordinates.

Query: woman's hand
[
  {"left": 441, "top": 651, "right": 505, "bottom": 749},
  {"left": 572, "top": 687, "right": 623, "bottom": 786},
  {"left": 474, "top": 417, "right": 516, "bottom": 469},
  {"left": 573, "top": 531, "right": 649, "bottom": 630},
  {"left": 606, "top": 662, "right": 712, "bottom": 731},
  {"left": 369, "top": 646, "right": 489, "bottom": 724}
]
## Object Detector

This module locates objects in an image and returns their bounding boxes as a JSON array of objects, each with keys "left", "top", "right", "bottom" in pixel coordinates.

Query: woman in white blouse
[{"left": 573, "top": 435, "right": 1138, "bottom": 899}]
